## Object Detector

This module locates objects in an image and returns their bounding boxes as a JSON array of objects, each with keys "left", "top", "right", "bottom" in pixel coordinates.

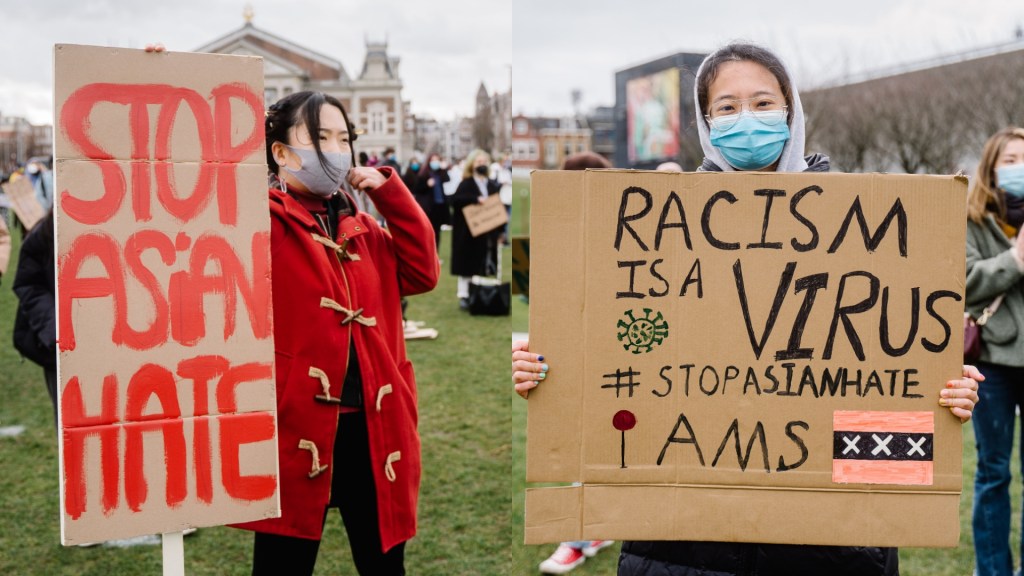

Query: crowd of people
[
  {"left": 3, "top": 38, "right": 1023, "bottom": 576},
  {"left": 362, "top": 146, "right": 513, "bottom": 310}
]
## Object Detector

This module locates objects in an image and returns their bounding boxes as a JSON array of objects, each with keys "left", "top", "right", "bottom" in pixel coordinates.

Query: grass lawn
[
  {"left": 509, "top": 176, "right": 1024, "bottom": 576},
  {"left": 511, "top": 177, "right": 531, "bottom": 238},
  {"left": 0, "top": 225, "right": 512, "bottom": 575}
]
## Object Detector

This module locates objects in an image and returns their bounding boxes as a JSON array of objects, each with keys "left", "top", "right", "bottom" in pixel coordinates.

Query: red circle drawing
[{"left": 613, "top": 410, "right": 636, "bottom": 431}]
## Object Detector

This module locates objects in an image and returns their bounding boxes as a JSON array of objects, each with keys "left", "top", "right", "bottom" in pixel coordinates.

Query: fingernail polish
[
  {"left": 541, "top": 364, "right": 549, "bottom": 372},
  {"left": 538, "top": 355, "right": 545, "bottom": 362},
  {"left": 938, "top": 398, "right": 948, "bottom": 406},
  {"left": 538, "top": 373, "right": 546, "bottom": 380}
]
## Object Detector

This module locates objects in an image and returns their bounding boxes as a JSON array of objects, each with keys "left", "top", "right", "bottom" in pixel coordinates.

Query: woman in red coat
[{"left": 233, "top": 91, "right": 438, "bottom": 575}]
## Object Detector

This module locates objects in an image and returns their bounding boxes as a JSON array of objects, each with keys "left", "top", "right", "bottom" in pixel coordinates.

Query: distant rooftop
[{"left": 818, "top": 36, "right": 1024, "bottom": 89}]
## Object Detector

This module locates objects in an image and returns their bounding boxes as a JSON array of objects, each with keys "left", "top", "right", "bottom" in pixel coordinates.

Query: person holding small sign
[
  {"left": 965, "top": 126, "right": 1024, "bottom": 576},
  {"left": 232, "top": 91, "right": 438, "bottom": 575},
  {"left": 449, "top": 149, "right": 502, "bottom": 309},
  {"left": 513, "top": 42, "right": 982, "bottom": 576}
]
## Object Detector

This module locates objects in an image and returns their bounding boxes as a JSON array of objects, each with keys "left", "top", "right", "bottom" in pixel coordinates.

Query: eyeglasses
[{"left": 705, "top": 96, "right": 788, "bottom": 131}]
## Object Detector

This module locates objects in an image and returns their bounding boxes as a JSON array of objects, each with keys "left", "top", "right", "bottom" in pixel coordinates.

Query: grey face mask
[{"left": 283, "top": 144, "right": 351, "bottom": 198}]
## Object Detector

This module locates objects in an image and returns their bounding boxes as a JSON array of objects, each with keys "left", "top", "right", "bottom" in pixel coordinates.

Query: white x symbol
[
  {"left": 907, "top": 437, "right": 927, "bottom": 457},
  {"left": 842, "top": 435, "right": 861, "bottom": 455},
  {"left": 871, "top": 434, "right": 893, "bottom": 456}
]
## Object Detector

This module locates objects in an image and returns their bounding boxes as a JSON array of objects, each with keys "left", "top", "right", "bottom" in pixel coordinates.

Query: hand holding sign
[
  {"left": 512, "top": 339, "right": 545, "bottom": 399},
  {"left": 941, "top": 365, "right": 981, "bottom": 422}
]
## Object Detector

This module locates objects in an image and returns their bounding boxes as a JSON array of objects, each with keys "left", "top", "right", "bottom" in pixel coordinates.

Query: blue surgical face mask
[
  {"left": 410, "top": 162, "right": 421, "bottom": 172},
  {"left": 996, "top": 163, "right": 1024, "bottom": 198},
  {"left": 429, "top": 160, "right": 441, "bottom": 171},
  {"left": 283, "top": 145, "right": 350, "bottom": 198},
  {"left": 709, "top": 111, "right": 790, "bottom": 171}
]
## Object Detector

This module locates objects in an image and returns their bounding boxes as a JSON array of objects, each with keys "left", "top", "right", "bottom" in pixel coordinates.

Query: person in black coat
[
  {"left": 449, "top": 149, "right": 500, "bottom": 310},
  {"left": 401, "top": 156, "right": 421, "bottom": 193},
  {"left": 413, "top": 153, "right": 451, "bottom": 249},
  {"left": 12, "top": 210, "right": 57, "bottom": 426}
]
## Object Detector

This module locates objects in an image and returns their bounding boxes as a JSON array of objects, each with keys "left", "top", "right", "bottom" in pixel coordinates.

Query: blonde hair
[
  {"left": 462, "top": 149, "right": 491, "bottom": 180},
  {"left": 968, "top": 127, "right": 1024, "bottom": 224}
]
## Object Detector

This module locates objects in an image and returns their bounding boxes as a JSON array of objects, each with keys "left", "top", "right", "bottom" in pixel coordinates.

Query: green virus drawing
[{"left": 617, "top": 308, "right": 669, "bottom": 354}]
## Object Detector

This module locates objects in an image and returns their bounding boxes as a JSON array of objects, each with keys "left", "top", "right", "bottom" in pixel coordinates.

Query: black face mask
[
  {"left": 1006, "top": 193, "right": 1024, "bottom": 229},
  {"left": 475, "top": 165, "right": 489, "bottom": 176}
]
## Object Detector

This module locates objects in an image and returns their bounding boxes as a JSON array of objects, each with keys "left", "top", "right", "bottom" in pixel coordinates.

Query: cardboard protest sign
[
  {"left": 462, "top": 193, "right": 508, "bottom": 237},
  {"left": 3, "top": 177, "right": 45, "bottom": 230},
  {"left": 54, "top": 44, "right": 278, "bottom": 545},
  {"left": 525, "top": 170, "right": 967, "bottom": 547},
  {"left": 511, "top": 236, "right": 529, "bottom": 296}
]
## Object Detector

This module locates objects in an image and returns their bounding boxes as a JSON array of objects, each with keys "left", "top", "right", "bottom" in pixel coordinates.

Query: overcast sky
[
  {"left": 0, "top": 0, "right": 511, "bottom": 125},
  {"left": 513, "top": 0, "right": 1024, "bottom": 116}
]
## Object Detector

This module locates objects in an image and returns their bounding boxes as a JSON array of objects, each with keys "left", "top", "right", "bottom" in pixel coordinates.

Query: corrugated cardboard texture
[
  {"left": 54, "top": 44, "right": 265, "bottom": 164},
  {"left": 54, "top": 44, "right": 278, "bottom": 545},
  {"left": 526, "top": 170, "right": 967, "bottom": 547}
]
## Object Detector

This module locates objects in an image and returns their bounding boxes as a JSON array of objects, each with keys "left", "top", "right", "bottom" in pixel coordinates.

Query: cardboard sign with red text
[
  {"left": 54, "top": 44, "right": 278, "bottom": 545},
  {"left": 525, "top": 170, "right": 967, "bottom": 547}
]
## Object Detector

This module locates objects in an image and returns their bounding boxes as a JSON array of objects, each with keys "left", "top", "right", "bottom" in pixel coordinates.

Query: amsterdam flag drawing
[{"left": 832, "top": 411, "right": 934, "bottom": 485}]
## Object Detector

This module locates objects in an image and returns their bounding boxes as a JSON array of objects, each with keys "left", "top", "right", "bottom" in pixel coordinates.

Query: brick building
[
  {"left": 511, "top": 114, "right": 591, "bottom": 169},
  {"left": 197, "top": 15, "right": 412, "bottom": 161}
]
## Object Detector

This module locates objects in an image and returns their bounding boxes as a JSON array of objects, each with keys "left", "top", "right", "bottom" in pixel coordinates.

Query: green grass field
[
  {"left": 509, "top": 176, "right": 1024, "bottom": 576},
  {"left": 0, "top": 226, "right": 512, "bottom": 575}
]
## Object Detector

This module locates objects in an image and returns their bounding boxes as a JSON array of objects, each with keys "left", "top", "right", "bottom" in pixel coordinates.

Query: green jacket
[{"left": 966, "top": 215, "right": 1024, "bottom": 367}]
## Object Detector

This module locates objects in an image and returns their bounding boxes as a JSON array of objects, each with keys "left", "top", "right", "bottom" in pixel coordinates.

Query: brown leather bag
[{"left": 964, "top": 294, "right": 1005, "bottom": 363}]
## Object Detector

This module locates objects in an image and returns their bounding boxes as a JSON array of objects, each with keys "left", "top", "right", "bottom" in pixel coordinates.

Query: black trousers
[
  {"left": 252, "top": 412, "right": 406, "bottom": 576},
  {"left": 426, "top": 201, "right": 449, "bottom": 249},
  {"left": 43, "top": 366, "right": 58, "bottom": 429}
]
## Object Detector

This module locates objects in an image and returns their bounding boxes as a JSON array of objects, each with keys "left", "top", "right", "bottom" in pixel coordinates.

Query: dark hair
[
  {"left": 562, "top": 151, "right": 612, "bottom": 171},
  {"left": 265, "top": 91, "right": 358, "bottom": 178},
  {"left": 696, "top": 43, "right": 793, "bottom": 125}
]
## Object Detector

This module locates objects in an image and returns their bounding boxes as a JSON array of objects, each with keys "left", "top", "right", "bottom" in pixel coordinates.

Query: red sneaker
[
  {"left": 539, "top": 544, "right": 587, "bottom": 574},
  {"left": 582, "top": 540, "right": 615, "bottom": 557}
]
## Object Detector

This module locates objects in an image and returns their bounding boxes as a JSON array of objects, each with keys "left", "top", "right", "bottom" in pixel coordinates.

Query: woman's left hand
[
  {"left": 349, "top": 166, "right": 388, "bottom": 191},
  {"left": 941, "top": 365, "right": 983, "bottom": 423}
]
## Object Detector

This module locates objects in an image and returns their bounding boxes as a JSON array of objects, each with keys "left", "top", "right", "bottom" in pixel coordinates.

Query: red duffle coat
[{"left": 233, "top": 167, "right": 438, "bottom": 551}]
